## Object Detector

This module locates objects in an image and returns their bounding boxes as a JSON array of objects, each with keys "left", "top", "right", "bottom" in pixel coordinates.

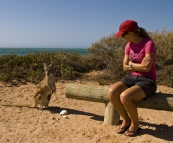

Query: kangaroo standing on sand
[
  {"left": 2, "top": 63, "right": 56, "bottom": 111},
  {"left": 33, "top": 63, "right": 56, "bottom": 110}
]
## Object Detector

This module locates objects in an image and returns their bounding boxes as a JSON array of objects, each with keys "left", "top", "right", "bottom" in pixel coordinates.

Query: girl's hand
[{"left": 141, "top": 56, "right": 150, "bottom": 65}]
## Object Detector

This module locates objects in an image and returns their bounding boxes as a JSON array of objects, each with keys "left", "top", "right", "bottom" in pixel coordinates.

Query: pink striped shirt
[{"left": 125, "top": 38, "right": 157, "bottom": 80}]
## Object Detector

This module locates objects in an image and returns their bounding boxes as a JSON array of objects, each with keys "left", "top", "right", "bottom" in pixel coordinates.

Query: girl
[{"left": 108, "top": 20, "right": 157, "bottom": 137}]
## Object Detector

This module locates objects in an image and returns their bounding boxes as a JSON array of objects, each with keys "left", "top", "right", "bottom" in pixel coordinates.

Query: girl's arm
[
  {"left": 123, "top": 55, "right": 135, "bottom": 72},
  {"left": 123, "top": 53, "right": 155, "bottom": 72}
]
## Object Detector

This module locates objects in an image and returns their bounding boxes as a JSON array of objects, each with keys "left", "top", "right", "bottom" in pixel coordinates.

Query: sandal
[
  {"left": 124, "top": 127, "right": 141, "bottom": 137},
  {"left": 116, "top": 126, "right": 130, "bottom": 134}
]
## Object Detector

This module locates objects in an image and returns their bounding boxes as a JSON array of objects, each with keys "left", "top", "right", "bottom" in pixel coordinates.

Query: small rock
[
  {"left": 60, "top": 110, "right": 68, "bottom": 115},
  {"left": 63, "top": 115, "right": 68, "bottom": 119}
]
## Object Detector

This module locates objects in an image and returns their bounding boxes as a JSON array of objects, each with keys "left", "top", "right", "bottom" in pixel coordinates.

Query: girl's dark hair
[{"left": 134, "top": 27, "right": 152, "bottom": 40}]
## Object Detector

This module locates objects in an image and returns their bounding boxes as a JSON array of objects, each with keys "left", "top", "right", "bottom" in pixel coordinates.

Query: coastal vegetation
[{"left": 0, "top": 29, "right": 173, "bottom": 87}]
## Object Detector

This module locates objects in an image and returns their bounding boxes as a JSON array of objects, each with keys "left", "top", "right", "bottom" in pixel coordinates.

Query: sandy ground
[{"left": 0, "top": 78, "right": 173, "bottom": 143}]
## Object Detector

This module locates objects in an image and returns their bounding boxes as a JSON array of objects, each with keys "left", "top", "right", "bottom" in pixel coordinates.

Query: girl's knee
[
  {"left": 120, "top": 92, "right": 130, "bottom": 105},
  {"left": 107, "top": 87, "right": 114, "bottom": 99},
  {"left": 108, "top": 82, "right": 127, "bottom": 100},
  {"left": 107, "top": 87, "right": 121, "bottom": 101}
]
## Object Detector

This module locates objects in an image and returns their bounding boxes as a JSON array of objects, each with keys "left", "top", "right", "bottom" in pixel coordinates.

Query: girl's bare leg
[
  {"left": 120, "top": 85, "right": 146, "bottom": 133},
  {"left": 108, "top": 82, "right": 131, "bottom": 129}
]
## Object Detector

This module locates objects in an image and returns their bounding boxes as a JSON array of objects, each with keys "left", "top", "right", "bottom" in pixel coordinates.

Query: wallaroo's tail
[{"left": 2, "top": 104, "right": 37, "bottom": 108}]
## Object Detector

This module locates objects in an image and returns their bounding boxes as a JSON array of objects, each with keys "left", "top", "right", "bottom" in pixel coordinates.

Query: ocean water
[{"left": 0, "top": 48, "right": 91, "bottom": 56}]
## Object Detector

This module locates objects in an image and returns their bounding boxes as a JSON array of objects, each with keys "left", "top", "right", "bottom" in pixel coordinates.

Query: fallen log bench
[{"left": 65, "top": 83, "right": 173, "bottom": 125}]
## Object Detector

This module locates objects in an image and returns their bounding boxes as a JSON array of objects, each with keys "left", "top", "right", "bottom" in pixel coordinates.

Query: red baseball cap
[{"left": 115, "top": 20, "right": 138, "bottom": 37}]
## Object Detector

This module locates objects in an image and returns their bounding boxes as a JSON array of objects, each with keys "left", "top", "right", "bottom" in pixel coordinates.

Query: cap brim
[{"left": 115, "top": 31, "right": 124, "bottom": 37}]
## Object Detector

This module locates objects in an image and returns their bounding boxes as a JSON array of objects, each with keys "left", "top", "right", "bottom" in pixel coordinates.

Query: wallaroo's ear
[
  {"left": 49, "top": 63, "right": 53, "bottom": 68},
  {"left": 43, "top": 63, "right": 47, "bottom": 68}
]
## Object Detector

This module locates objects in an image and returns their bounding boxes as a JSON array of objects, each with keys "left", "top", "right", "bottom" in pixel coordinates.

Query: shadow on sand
[
  {"left": 46, "top": 106, "right": 173, "bottom": 141},
  {"left": 138, "top": 121, "right": 173, "bottom": 141},
  {"left": 45, "top": 106, "right": 104, "bottom": 122}
]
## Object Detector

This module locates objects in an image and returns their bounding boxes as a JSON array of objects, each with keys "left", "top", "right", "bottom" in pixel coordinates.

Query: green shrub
[
  {"left": 88, "top": 29, "right": 173, "bottom": 87},
  {"left": 1, "top": 29, "right": 173, "bottom": 87},
  {"left": 0, "top": 51, "right": 103, "bottom": 85}
]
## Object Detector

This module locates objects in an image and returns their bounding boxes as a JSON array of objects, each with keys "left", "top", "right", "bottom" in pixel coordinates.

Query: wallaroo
[{"left": 2, "top": 63, "right": 56, "bottom": 111}]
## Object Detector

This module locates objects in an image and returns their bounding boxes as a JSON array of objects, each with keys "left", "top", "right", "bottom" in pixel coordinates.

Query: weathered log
[
  {"left": 65, "top": 83, "right": 109, "bottom": 103},
  {"left": 65, "top": 83, "right": 173, "bottom": 111},
  {"left": 104, "top": 102, "right": 120, "bottom": 125},
  {"left": 65, "top": 83, "right": 173, "bottom": 125}
]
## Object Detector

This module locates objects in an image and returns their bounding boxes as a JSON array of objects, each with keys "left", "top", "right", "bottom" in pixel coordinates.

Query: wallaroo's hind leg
[
  {"left": 41, "top": 94, "right": 52, "bottom": 109},
  {"left": 40, "top": 103, "right": 43, "bottom": 111},
  {"left": 34, "top": 93, "right": 44, "bottom": 111},
  {"left": 42, "top": 98, "right": 49, "bottom": 109},
  {"left": 47, "top": 94, "right": 52, "bottom": 102}
]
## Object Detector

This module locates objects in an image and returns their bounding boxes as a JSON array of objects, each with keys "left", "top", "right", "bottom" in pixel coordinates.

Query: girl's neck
[{"left": 132, "top": 36, "right": 143, "bottom": 44}]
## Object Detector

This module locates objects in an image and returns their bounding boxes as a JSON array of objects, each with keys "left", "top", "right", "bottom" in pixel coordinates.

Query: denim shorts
[{"left": 121, "top": 74, "right": 157, "bottom": 97}]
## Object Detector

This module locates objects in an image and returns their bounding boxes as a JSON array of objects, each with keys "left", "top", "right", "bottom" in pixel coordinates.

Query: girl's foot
[
  {"left": 124, "top": 127, "right": 141, "bottom": 137},
  {"left": 116, "top": 126, "right": 130, "bottom": 134}
]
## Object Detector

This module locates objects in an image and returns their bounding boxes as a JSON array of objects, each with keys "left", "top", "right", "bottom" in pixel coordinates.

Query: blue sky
[{"left": 0, "top": 0, "right": 172, "bottom": 48}]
